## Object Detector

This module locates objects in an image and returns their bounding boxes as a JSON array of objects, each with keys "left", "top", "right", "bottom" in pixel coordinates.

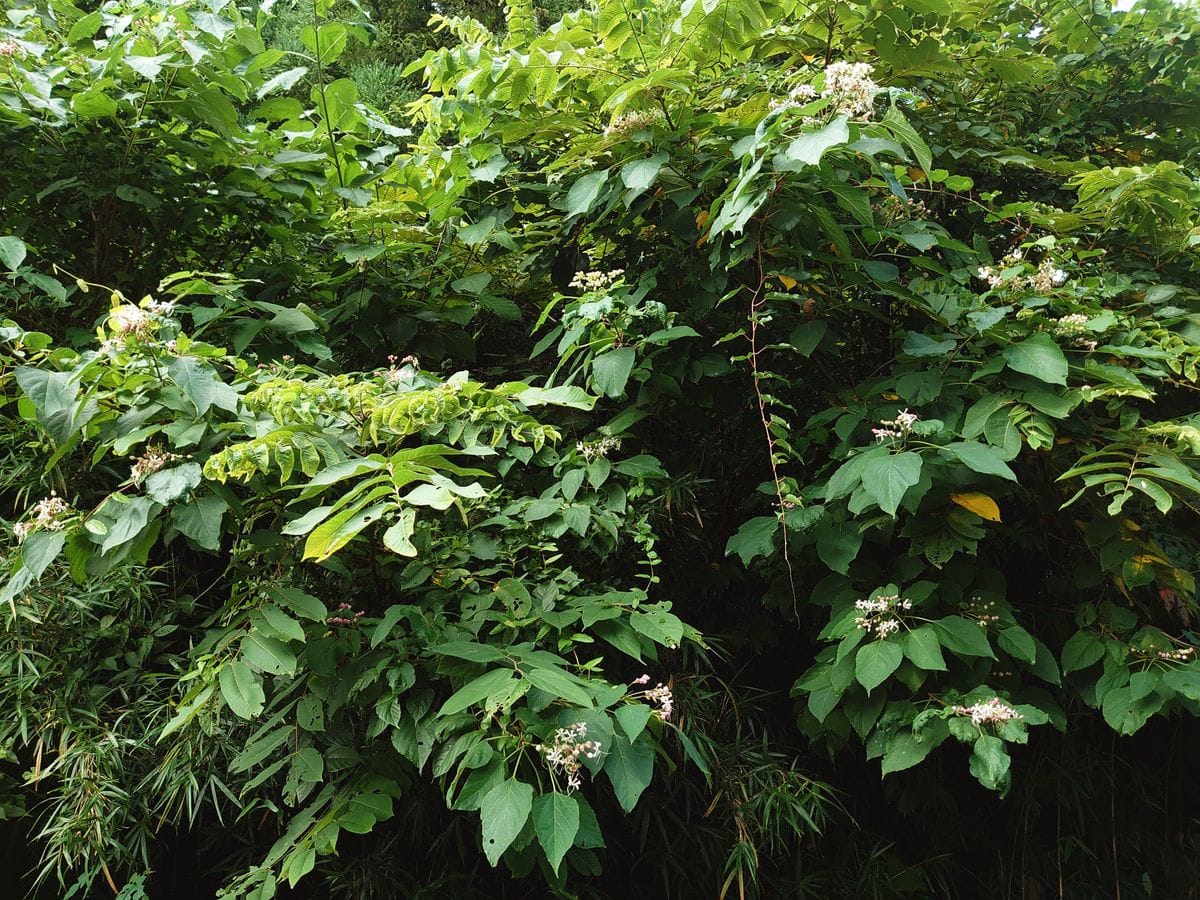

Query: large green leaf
[
  {"left": 591, "top": 347, "right": 636, "bottom": 398},
  {"left": 860, "top": 452, "right": 922, "bottom": 516},
  {"left": 778, "top": 115, "right": 849, "bottom": 169},
  {"left": 603, "top": 732, "right": 653, "bottom": 812},
  {"left": 939, "top": 442, "right": 1017, "bottom": 481},
  {"left": 1002, "top": 333, "right": 1068, "bottom": 385},
  {"left": 855, "top": 641, "right": 903, "bottom": 692},
  {"left": 219, "top": 660, "right": 265, "bottom": 719},
  {"left": 480, "top": 779, "right": 533, "bottom": 866},
  {"left": 532, "top": 792, "right": 580, "bottom": 875}
]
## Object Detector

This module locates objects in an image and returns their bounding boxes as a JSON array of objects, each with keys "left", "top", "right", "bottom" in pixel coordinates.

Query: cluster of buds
[
  {"left": 769, "top": 82, "right": 818, "bottom": 112},
  {"left": 384, "top": 354, "right": 420, "bottom": 385},
  {"left": 327, "top": 602, "right": 364, "bottom": 627},
  {"left": 1052, "top": 313, "right": 1097, "bottom": 351},
  {"left": 12, "top": 493, "right": 72, "bottom": 542},
  {"left": 130, "top": 446, "right": 179, "bottom": 484},
  {"left": 1031, "top": 260, "right": 1069, "bottom": 294},
  {"left": 537, "top": 722, "right": 602, "bottom": 792},
  {"left": 576, "top": 436, "right": 621, "bottom": 461},
  {"left": 632, "top": 674, "right": 674, "bottom": 721},
  {"left": 821, "top": 61, "right": 879, "bottom": 118},
  {"left": 966, "top": 595, "right": 1001, "bottom": 628},
  {"left": 854, "top": 593, "right": 911, "bottom": 639},
  {"left": 880, "top": 194, "right": 930, "bottom": 222},
  {"left": 603, "top": 110, "right": 663, "bottom": 139},
  {"left": 951, "top": 697, "right": 1023, "bottom": 727},
  {"left": 103, "top": 299, "right": 175, "bottom": 350},
  {"left": 872, "top": 409, "right": 918, "bottom": 443},
  {"left": 569, "top": 269, "right": 625, "bottom": 293},
  {"left": 0, "top": 40, "right": 23, "bottom": 59},
  {"left": 1130, "top": 644, "right": 1195, "bottom": 662}
]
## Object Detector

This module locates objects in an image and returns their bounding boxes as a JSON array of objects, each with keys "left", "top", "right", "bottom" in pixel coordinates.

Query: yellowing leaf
[
  {"left": 950, "top": 492, "right": 1002, "bottom": 522},
  {"left": 778, "top": 274, "right": 798, "bottom": 289}
]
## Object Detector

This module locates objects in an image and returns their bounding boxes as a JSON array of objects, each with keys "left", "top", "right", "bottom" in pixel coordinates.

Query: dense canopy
[{"left": 2, "top": 0, "right": 1200, "bottom": 896}]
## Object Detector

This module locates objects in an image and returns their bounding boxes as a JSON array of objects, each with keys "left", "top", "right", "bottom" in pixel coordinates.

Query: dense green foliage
[{"left": 3, "top": 0, "right": 1200, "bottom": 896}]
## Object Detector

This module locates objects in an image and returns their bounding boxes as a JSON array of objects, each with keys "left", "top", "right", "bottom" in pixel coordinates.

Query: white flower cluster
[
  {"left": 952, "top": 697, "right": 1022, "bottom": 727},
  {"left": 1031, "top": 260, "right": 1069, "bottom": 294},
  {"left": 822, "top": 61, "right": 879, "bottom": 118},
  {"left": 603, "top": 110, "right": 662, "bottom": 139},
  {"left": 978, "top": 253, "right": 1069, "bottom": 295},
  {"left": 130, "top": 446, "right": 179, "bottom": 484},
  {"left": 384, "top": 354, "right": 420, "bottom": 385},
  {"left": 13, "top": 493, "right": 71, "bottom": 542},
  {"left": 569, "top": 269, "right": 625, "bottom": 293},
  {"left": 1053, "top": 313, "right": 1090, "bottom": 336},
  {"left": 576, "top": 436, "right": 621, "bottom": 461},
  {"left": 769, "top": 83, "right": 818, "bottom": 112},
  {"left": 872, "top": 409, "right": 918, "bottom": 443},
  {"left": 103, "top": 299, "right": 176, "bottom": 350},
  {"left": 538, "top": 722, "right": 603, "bottom": 792},
  {"left": 631, "top": 674, "right": 674, "bottom": 720},
  {"left": 0, "top": 40, "right": 22, "bottom": 58},
  {"left": 880, "top": 194, "right": 930, "bottom": 222},
  {"left": 855, "top": 593, "right": 911, "bottom": 639}
]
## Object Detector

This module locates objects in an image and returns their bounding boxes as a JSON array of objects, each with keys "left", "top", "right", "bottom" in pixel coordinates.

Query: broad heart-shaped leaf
[
  {"left": 591, "top": 347, "right": 636, "bottom": 398},
  {"left": 565, "top": 171, "right": 609, "bottom": 218},
  {"left": 725, "top": 515, "right": 778, "bottom": 566},
  {"left": 1060, "top": 630, "right": 1105, "bottom": 673},
  {"left": 603, "top": 732, "right": 653, "bottom": 812},
  {"left": 881, "top": 725, "right": 946, "bottom": 776},
  {"left": 532, "top": 792, "right": 580, "bottom": 875},
  {"left": 172, "top": 494, "right": 227, "bottom": 551},
  {"left": 98, "top": 496, "right": 158, "bottom": 554},
  {"left": 144, "top": 463, "right": 202, "bottom": 505},
  {"left": 902, "top": 625, "right": 947, "bottom": 671},
  {"left": 480, "top": 778, "right": 533, "bottom": 866},
  {"left": 219, "top": 659, "right": 265, "bottom": 719},
  {"left": 777, "top": 115, "right": 849, "bottom": 169},
  {"left": 0, "top": 235, "right": 26, "bottom": 271},
  {"left": 1002, "top": 333, "right": 1068, "bottom": 385},
  {"left": 167, "top": 356, "right": 239, "bottom": 416},
  {"left": 860, "top": 452, "right": 922, "bottom": 516},
  {"left": 939, "top": 442, "right": 1017, "bottom": 482},
  {"left": 968, "top": 735, "right": 1010, "bottom": 792},
  {"left": 855, "top": 641, "right": 903, "bottom": 692},
  {"left": 620, "top": 152, "right": 668, "bottom": 196},
  {"left": 933, "top": 616, "right": 995, "bottom": 658}
]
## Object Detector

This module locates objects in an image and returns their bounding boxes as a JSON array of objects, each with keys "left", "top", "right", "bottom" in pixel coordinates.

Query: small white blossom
[
  {"left": 537, "top": 722, "right": 603, "bottom": 792},
  {"left": 131, "top": 446, "right": 179, "bottom": 484},
  {"left": 569, "top": 269, "right": 625, "bottom": 293},
  {"left": 603, "top": 110, "right": 662, "bottom": 138},
  {"left": 952, "top": 697, "right": 1022, "bottom": 727},
  {"left": 854, "top": 593, "right": 911, "bottom": 638},
  {"left": 872, "top": 409, "right": 918, "bottom": 443},
  {"left": 13, "top": 493, "right": 71, "bottom": 541},
  {"left": 0, "top": 40, "right": 22, "bottom": 59},
  {"left": 821, "top": 61, "right": 879, "bottom": 118},
  {"left": 576, "top": 436, "right": 621, "bottom": 461}
]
